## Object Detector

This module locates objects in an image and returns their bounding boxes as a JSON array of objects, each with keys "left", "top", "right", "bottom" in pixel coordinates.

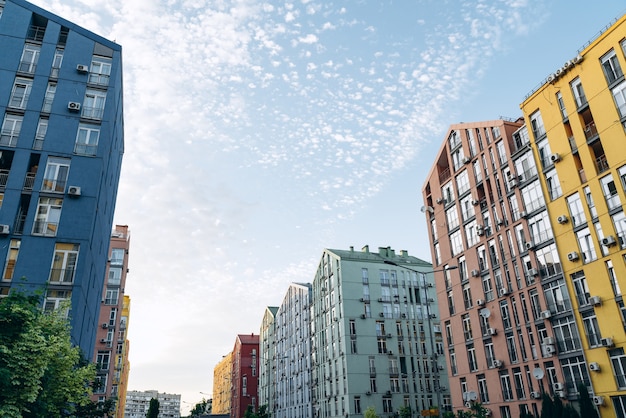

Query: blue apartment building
[{"left": 0, "top": 0, "right": 124, "bottom": 356}]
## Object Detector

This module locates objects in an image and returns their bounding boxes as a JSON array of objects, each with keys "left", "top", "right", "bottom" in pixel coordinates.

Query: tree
[
  {"left": 146, "top": 398, "right": 160, "bottom": 418},
  {"left": 0, "top": 288, "right": 97, "bottom": 418},
  {"left": 189, "top": 398, "right": 210, "bottom": 417},
  {"left": 540, "top": 392, "right": 555, "bottom": 418},
  {"left": 398, "top": 405, "right": 412, "bottom": 418},
  {"left": 364, "top": 406, "right": 379, "bottom": 418},
  {"left": 577, "top": 383, "right": 598, "bottom": 418}
]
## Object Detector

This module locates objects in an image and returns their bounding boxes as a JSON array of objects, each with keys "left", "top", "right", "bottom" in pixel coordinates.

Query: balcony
[
  {"left": 596, "top": 155, "right": 609, "bottom": 174},
  {"left": 23, "top": 172, "right": 35, "bottom": 190},
  {"left": 26, "top": 25, "right": 45, "bottom": 42},
  {"left": 584, "top": 122, "right": 599, "bottom": 142}
]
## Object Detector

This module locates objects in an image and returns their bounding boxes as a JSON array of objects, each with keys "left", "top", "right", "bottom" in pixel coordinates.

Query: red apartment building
[
  {"left": 422, "top": 120, "right": 581, "bottom": 418},
  {"left": 232, "top": 334, "right": 260, "bottom": 418},
  {"left": 91, "top": 225, "right": 132, "bottom": 417}
]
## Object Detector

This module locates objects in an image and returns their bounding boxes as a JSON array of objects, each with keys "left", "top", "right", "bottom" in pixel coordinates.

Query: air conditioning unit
[
  {"left": 438, "top": 365, "right": 444, "bottom": 370},
  {"left": 387, "top": 351, "right": 393, "bottom": 356},
  {"left": 493, "top": 360, "right": 503, "bottom": 368},
  {"left": 0, "top": 224, "right": 9, "bottom": 234},
  {"left": 429, "top": 313, "right": 437, "bottom": 319},
  {"left": 476, "top": 299, "right": 485, "bottom": 306},
  {"left": 593, "top": 396, "right": 604, "bottom": 406},
  {"left": 471, "top": 269, "right": 480, "bottom": 277},
  {"left": 541, "top": 310, "right": 552, "bottom": 319},
  {"left": 530, "top": 391, "right": 541, "bottom": 399},
  {"left": 553, "top": 382, "right": 564, "bottom": 391},
  {"left": 436, "top": 198, "right": 444, "bottom": 204},
  {"left": 544, "top": 336, "right": 555, "bottom": 345},
  {"left": 101, "top": 323, "right": 108, "bottom": 329},
  {"left": 360, "top": 314, "right": 366, "bottom": 319},
  {"left": 525, "top": 242, "right": 534, "bottom": 250},
  {"left": 100, "top": 338, "right": 107, "bottom": 343},
  {"left": 602, "top": 235, "right": 617, "bottom": 246},
  {"left": 462, "top": 157, "right": 471, "bottom": 164},
  {"left": 589, "top": 296, "right": 601, "bottom": 306},
  {"left": 477, "top": 226, "right": 484, "bottom": 236},
  {"left": 485, "top": 409, "right": 492, "bottom": 417},
  {"left": 544, "top": 345, "right": 556, "bottom": 355},
  {"left": 68, "top": 101, "right": 81, "bottom": 111},
  {"left": 465, "top": 402, "right": 472, "bottom": 408},
  {"left": 549, "top": 153, "right": 561, "bottom": 163},
  {"left": 76, "top": 64, "right": 89, "bottom": 73},
  {"left": 365, "top": 391, "right": 371, "bottom": 396},
  {"left": 386, "top": 390, "right": 392, "bottom": 395},
  {"left": 499, "top": 288, "right": 510, "bottom": 297},
  {"left": 378, "top": 298, "right": 384, "bottom": 302},
  {"left": 557, "top": 215, "right": 568, "bottom": 224},
  {"left": 528, "top": 268, "right": 538, "bottom": 276},
  {"left": 472, "top": 199, "right": 480, "bottom": 206},
  {"left": 556, "top": 391, "right": 566, "bottom": 399},
  {"left": 488, "top": 327, "right": 497, "bottom": 336},
  {"left": 379, "top": 312, "right": 385, "bottom": 317},
  {"left": 359, "top": 298, "right": 365, "bottom": 302},
  {"left": 401, "top": 313, "right": 406, "bottom": 318},
  {"left": 427, "top": 283, "right": 434, "bottom": 288},
  {"left": 386, "top": 333, "right": 392, "bottom": 338},
  {"left": 433, "top": 325, "right": 442, "bottom": 333},
  {"left": 68, "top": 186, "right": 81, "bottom": 196},
  {"left": 601, "top": 337, "right": 614, "bottom": 347},
  {"left": 509, "top": 179, "right": 518, "bottom": 188},
  {"left": 519, "top": 211, "right": 527, "bottom": 218},
  {"left": 589, "top": 362, "right": 601, "bottom": 372},
  {"left": 496, "top": 219, "right": 504, "bottom": 226},
  {"left": 567, "top": 252, "right": 579, "bottom": 261}
]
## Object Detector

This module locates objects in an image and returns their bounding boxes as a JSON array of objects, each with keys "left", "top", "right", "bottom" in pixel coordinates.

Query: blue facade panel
[{"left": 0, "top": 0, "right": 124, "bottom": 357}]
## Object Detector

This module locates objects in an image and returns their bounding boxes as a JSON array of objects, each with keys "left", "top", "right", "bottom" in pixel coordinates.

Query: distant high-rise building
[
  {"left": 92, "top": 225, "right": 132, "bottom": 417},
  {"left": 422, "top": 119, "right": 582, "bottom": 417},
  {"left": 259, "top": 306, "right": 278, "bottom": 409},
  {"left": 260, "top": 283, "right": 312, "bottom": 418},
  {"left": 231, "top": 334, "right": 260, "bottom": 418},
  {"left": 213, "top": 351, "right": 234, "bottom": 415},
  {"left": 123, "top": 390, "right": 181, "bottom": 418},
  {"left": 0, "top": 0, "right": 124, "bottom": 356},
  {"left": 257, "top": 246, "right": 450, "bottom": 418},
  {"left": 520, "top": 12, "right": 626, "bottom": 416}
]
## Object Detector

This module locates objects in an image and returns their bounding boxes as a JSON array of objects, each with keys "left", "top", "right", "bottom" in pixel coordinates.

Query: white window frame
[
  {"left": 48, "top": 243, "right": 78, "bottom": 284},
  {"left": 74, "top": 123, "right": 100, "bottom": 156},
  {"left": 33, "top": 197, "right": 63, "bottom": 237},
  {"left": 9, "top": 78, "right": 32, "bottom": 109},
  {"left": 42, "top": 157, "right": 70, "bottom": 193},
  {"left": 0, "top": 114, "right": 22, "bottom": 147}
]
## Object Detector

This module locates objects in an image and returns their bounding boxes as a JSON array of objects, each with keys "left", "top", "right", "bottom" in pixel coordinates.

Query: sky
[{"left": 27, "top": 0, "right": 626, "bottom": 414}]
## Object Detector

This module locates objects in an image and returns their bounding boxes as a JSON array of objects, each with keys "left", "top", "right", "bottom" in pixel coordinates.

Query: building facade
[
  {"left": 0, "top": 0, "right": 124, "bottom": 356},
  {"left": 259, "top": 306, "right": 278, "bottom": 410},
  {"left": 310, "top": 246, "right": 451, "bottom": 418},
  {"left": 92, "top": 225, "right": 132, "bottom": 417},
  {"left": 231, "top": 334, "right": 260, "bottom": 418},
  {"left": 421, "top": 119, "right": 586, "bottom": 417},
  {"left": 520, "top": 13, "right": 626, "bottom": 418},
  {"left": 123, "top": 390, "right": 181, "bottom": 418},
  {"left": 213, "top": 351, "right": 234, "bottom": 415}
]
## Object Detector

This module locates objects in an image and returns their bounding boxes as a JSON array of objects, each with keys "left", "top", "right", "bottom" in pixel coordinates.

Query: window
[
  {"left": 0, "top": 114, "right": 23, "bottom": 147},
  {"left": 583, "top": 186, "right": 598, "bottom": 219},
  {"left": 570, "top": 77, "right": 587, "bottom": 108},
  {"left": 581, "top": 311, "right": 601, "bottom": 347},
  {"left": 42, "top": 157, "right": 70, "bottom": 193},
  {"left": 88, "top": 56, "right": 112, "bottom": 86},
  {"left": 450, "top": 230, "right": 463, "bottom": 256},
  {"left": 19, "top": 44, "right": 40, "bottom": 74},
  {"left": 33, "top": 197, "right": 63, "bottom": 236},
  {"left": 529, "top": 110, "right": 546, "bottom": 140},
  {"left": 477, "top": 375, "right": 490, "bottom": 403},
  {"left": 571, "top": 271, "right": 590, "bottom": 306},
  {"left": 2, "top": 239, "right": 20, "bottom": 281},
  {"left": 74, "top": 123, "right": 100, "bottom": 156},
  {"left": 610, "top": 348, "right": 626, "bottom": 389},
  {"left": 383, "top": 398, "right": 392, "bottom": 413},
  {"left": 50, "top": 48, "right": 63, "bottom": 78},
  {"left": 613, "top": 80, "right": 626, "bottom": 118},
  {"left": 566, "top": 192, "right": 586, "bottom": 226},
  {"left": 43, "top": 289, "right": 71, "bottom": 315},
  {"left": 608, "top": 260, "right": 622, "bottom": 296},
  {"left": 601, "top": 49, "right": 623, "bottom": 85},
  {"left": 456, "top": 170, "right": 470, "bottom": 196},
  {"left": 353, "top": 397, "right": 361, "bottom": 414},
  {"left": 552, "top": 315, "right": 582, "bottom": 353},
  {"left": 556, "top": 92, "right": 568, "bottom": 120},
  {"left": 105, "top": 288, "right": 119, "bottom": 305},
  {"left": 576, "top": 227, "right": 597, "bottom": 263},
  {"left": 94, "top": 374, "right": 107, "bottom": 394},
  {"left": 9, "top": 78, "right": 32, "bottom": 109},
  {"left": 33, "top": 117, "right": 48, "bottom": 150},
  {"left": 82, "top": 88, "right": 107, "bottom": 120},
  {"left": 41, "top": 82, "right": 56, "bottom": 113},
  {"left": 600, "top": 174, "right": 621, "bottom": 211},
  {"left": 110, "top": 248, "right": 125, "bottom": 265},
  {"left": 545, "top": 169, "right": 562, "bottom": 200},
  {"left": 542, "top": 279, "right": 571, "bottom": 314},
  {"left": 500, "top": 372, "right": 514, "bottom": 401},
  {"left": 49, "top": 243, "right": 79, "bottom": 284},
  {"left": 449, "top": 348, "right": 457, "bottom": 375},
  {"left": 96, "top": 351, "right": 111, "bottom": 371},
  {"left": 467, "top": 345, "right": 478, "bottom": 371}
]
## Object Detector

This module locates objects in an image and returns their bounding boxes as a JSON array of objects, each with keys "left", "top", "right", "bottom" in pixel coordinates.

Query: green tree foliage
[
  {"left": 0, "top": 289, "right": 97, "bottom": 418},
  {"left": 577, "top": 383, "right": 598, "bottom": 418},
  {"left": 147, "top": 398, "right": 160, "bottom": 418},
  {"left": 398, "top": 405, "right": 412, "bottom": 418},
  {"left": 364, "top": 406, "right": 379, "bottom": 418},
  {"left": 188, "top": 398, "right": 210, "bottom": 417},
  {"left": 539, "top": 391, "right": 582, "bottom": 418}
]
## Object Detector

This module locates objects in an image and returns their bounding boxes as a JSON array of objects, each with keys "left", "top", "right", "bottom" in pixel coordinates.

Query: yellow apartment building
[
  {"left": 520, "top": 13, "right": 626, "bottom": 417},
  {"left": 213, "top": 351, "right": 233, "bottom": 414}
]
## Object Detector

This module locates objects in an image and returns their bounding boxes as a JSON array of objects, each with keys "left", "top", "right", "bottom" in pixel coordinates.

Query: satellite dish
[
  {"left": 533, "top": 368, "right": 545, "bottom": 379},
  {"left": 468, "top": 391, "right": 478, "bottom": 401},
  {"left": 479, "top": 308, "right": 491, "bottom": 318}
]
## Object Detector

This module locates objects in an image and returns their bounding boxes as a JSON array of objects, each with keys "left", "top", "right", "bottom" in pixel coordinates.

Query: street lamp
[{"left": 383, "top": 260, "right": 457, "bottom": 417}]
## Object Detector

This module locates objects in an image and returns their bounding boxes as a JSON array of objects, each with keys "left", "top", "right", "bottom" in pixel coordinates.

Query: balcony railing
[
  {"left": 23, "top": 172, "right": 35, "bottom": 190},
  {"left": 584, "top": 122, "right": 598, "bottom": 140},
  {"left": 596, "top": 155, "right": 609, "bottom": 174},
  {"left": 26, "top": 25, "right": 45, "bottom": 42}
]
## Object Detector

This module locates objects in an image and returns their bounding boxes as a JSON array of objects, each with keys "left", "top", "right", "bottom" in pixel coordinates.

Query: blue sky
[{"left": 29, "top": 0, "right": 626, "bottom": 413}]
